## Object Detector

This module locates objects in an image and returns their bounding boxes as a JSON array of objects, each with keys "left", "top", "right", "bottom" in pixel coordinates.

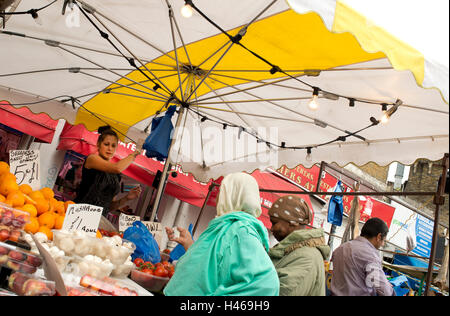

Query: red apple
[
  {"left": 9, "top": 230, "right": 21, "bottom": 243},
  {"left": 0, "top": 229, "right": 10, "bottom": 242},
  {"left": 26, "top": 255, "right": 43, "bottom": 267},
  {"left": 22, "top": 279, "right": 54, "bottom": 296},
  {"left": 8, "top": 272, "right": 29, "bottom": 295},
  {"left": 6, "top": 260, "right": 20, "bottom": 271},
  {"left": 19, "top": 263, "right": 37, "bottom": 274},
  {"left": 0, "top": 245, "right": 10, "bottom": 256},
  {"left": 8, "top": 250, "right": 27, "bottom": 262}
]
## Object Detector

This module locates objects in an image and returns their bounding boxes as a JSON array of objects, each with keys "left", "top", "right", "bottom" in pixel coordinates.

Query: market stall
[{"left": 0, "top": 0, "right": 448, "bottom": 296}]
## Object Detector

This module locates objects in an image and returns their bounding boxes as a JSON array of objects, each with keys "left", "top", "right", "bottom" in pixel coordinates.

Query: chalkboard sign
[
  {"left": 9, "top": 150, "right": 40, "bottom": 190},
  {"left": 62, "top": 204, "right": 103, "bottom": 236}
]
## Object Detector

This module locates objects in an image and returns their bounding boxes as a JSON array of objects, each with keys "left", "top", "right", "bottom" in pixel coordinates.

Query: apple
[
  {"left": 6, "top": 260, "right": 20, "bottom": 271},
  {"left": 19, "top": 263, "right": 37, "bottom": 274},
  {"left": 1, "top": 211, "right": 13, "bottom": 226},
  {"left": 12, "top": 216, "right": 26, "bottom": 229},
  {"left": 8, "top": 272, "right": 30, "bottom": 295},
  {"left": 22, "top": 279, "right": 54, "bottom": 296},
  {"left": 0, "top": 254, "right": 9, "bottom": 265},
  {"left": 26, "top": 255, "right": 43, "bottom": 268},
  {"left": 8, "top": 250, "right": 27, "bottom": 262},
  {"left": 0, "top": 245, "right": 10, "bottom": 256},
  {"left": 0, "top": 229, "right": 10, "bottom": 242},
  {"left": 8, "top": 230, "right": 21, "bottom": 243}
]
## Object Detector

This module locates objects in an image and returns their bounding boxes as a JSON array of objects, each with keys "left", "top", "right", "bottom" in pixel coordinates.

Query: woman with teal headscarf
[{"left": 163, "top": 173, "right": 279, "bottom": 296}]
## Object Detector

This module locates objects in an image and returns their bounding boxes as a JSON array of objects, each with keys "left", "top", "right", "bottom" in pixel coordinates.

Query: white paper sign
[
  {"left": 119, "top": 214, "right": 140, "bottom": 234},
  {"left": 9, "top": 150, "right": 40, "bottom": 190},
  {"left": 141, "top": 221, "right": 163, "bottom": 246},
  {"left": 62, "top": 204, "right": 103, "bottom": 236}
]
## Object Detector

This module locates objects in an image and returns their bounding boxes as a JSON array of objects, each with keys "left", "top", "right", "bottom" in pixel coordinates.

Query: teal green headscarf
[{"left": 164, "top": 173, "right": 279, "bottom": 296}]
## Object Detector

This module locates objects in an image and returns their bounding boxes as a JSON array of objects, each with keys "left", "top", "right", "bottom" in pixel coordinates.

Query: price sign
[
  {"left": 62, "top": 204, "right": 103, "bottom": 236},
  {"left": 9, "top": 150, "right": 40, "bottom": 190},
  {"left": 141, "top": 221, "right": 163, "bottom": 246},
  {"left": 118, "top": 214, "right": 140, "bottom": 234}
]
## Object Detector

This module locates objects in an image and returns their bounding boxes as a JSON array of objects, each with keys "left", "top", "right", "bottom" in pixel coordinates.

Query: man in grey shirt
[{"left": 330, "top": 217, "right": 395, "bottom": 296}]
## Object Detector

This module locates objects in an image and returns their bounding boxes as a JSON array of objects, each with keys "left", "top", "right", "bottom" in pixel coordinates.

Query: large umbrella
[{"left": 0, "top": 0, "right": 448, "bottom": 183}]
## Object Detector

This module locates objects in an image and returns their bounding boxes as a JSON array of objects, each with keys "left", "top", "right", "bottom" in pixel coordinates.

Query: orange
[
  {"left": 96, "top": 230, "right": 102, "bottom": 239},
  {"left": 6, "top": 191, "right": 25, "bottom": 208},
  {"left": 29, "top": 190, "right": 45, "bottom": 201},
  {"left": 0, "top": 194, "right": 5, "bottom": 204},
  {"left": 40, "top": 187, "right": 55, "bottom": 200},
  {"left": 20, "top": 204, "right": 38, "bottom": 218},
  {"left": 0, "top": 161, "right": 9, "bottom": 176},
  {"left": 54, "top": 201, "right": 65, "bottom": 215},
  {"left": 23, "top": 194, "right": 37, "bottom": 205},
  {"left": 0, "top": 178, "right": 19, "bottom": 197},
  {"left": 64, "top": 200, "right": 75, "bottom": 211},
  {"left": 0, "top": 173, "right": 16, "bottom": 184},
  {"left": 24, "top": 217, "right": 40, "bottom": 234},
  {"left": 38, "top": 226, "right": 53, "bottom": 241},
  {"left": 19, "top": 184, "right": 33, "bottom": 195},
  {"left": 54, "top": 215, "right": 65, "bottom": 230},
  {"left": 35, "top": 198, "right": 50, "bottom": 216},
  {"left": 38, "top": 212, "right": 56, "bottom": 229}
]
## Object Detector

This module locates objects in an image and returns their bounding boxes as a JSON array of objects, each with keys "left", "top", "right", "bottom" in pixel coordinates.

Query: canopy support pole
[
  {"left": 425, "top": 153, "right": 449, "bottom": 296},
  {"left": 193, "top": 183, "right": 219, "bottom": 236},
  {"left": 149, "top": 106, "right": 186, "bottom": 222}
]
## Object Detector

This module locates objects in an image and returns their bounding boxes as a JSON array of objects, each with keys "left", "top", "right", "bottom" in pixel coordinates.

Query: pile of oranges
[{"left": 0, "top": 161, "right": 75, "bottom": 241}]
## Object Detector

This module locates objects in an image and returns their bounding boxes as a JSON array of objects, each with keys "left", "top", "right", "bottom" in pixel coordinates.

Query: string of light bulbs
[
  {"left": 1, "top": 0, "right": 58, "bottom": 26},
  {"left": 180, "top": 0, "right": 401, "bottom": 124}
]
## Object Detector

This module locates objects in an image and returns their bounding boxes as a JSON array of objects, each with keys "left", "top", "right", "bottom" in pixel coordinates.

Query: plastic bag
[
  {"left": 327, "top": 181, "right": 344, "bottom": 226},
  {"left": 169, "top": 223, "right": 194, "bottom": 262},
  {"left": 123, "top": 221, "right": 161, "bottom": 264}
]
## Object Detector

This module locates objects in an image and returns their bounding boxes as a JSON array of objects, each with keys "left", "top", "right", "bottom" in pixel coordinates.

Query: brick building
[{"left": 356, "top": 159, "right": 449, "bottom": 235}]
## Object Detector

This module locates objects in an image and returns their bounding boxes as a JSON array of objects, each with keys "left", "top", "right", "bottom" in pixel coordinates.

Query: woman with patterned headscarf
[
  {"left": 164, "top": 173, "right": 279, "bottom": 296},
  {"left": 268, "top": 195, "right": 330, "bottom": 296}
]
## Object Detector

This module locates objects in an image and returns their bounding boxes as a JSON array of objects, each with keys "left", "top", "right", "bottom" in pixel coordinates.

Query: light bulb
[
  {"left": 181, "top": 4, "right": 193, "bottom": 18},
  {"left": 308, "top": 95, "right": 319, "bottom": 111},
  {"left": 306, "top": 148, "right": 312, "bottom": 162},
  {"left": 308, "top": 87, "right": 320, "bottom": 111},
  {"left": 380, "top": 113, "right": 390, "bottom": 124},
  {"left": 29, "top": 10, "right": 43, "bottom": 25}
]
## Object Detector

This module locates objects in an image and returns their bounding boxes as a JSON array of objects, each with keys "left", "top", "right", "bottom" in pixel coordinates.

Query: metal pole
[
  {"left": 192, "top": 183, "right": 218, "bottom": 236},
  {"left": 258, "top": 189, "right": 436, "bottom": 197},
  {"left": 425, "top": 153, "right": 449, "bottom": 296},
  {"left": 150, "top": 106, "right": 186, "bottom": 221}
]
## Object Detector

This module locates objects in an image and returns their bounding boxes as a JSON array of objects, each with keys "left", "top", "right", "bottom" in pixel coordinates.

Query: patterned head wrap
[{"left": 268, "top": 195, "right": 312, "bottom": 225}]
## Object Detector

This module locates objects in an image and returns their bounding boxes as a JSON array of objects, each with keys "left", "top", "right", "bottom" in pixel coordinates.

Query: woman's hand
[
  {"left": 126, "top": 186, "right": 142, "bottom": 201},
  {"left": 165, "top": 227, "right": 194, "bottom": 251}
]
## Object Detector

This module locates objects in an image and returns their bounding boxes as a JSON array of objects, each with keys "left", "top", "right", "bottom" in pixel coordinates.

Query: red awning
[
  {"left": 0, "top": 101, "right": 58, "bottom": 143},
  {"left": 206, "top": 170, "right": 315, "bottom": 229},
  {"left": 57, "top": 122, "right": 213, "bottom": 208}
]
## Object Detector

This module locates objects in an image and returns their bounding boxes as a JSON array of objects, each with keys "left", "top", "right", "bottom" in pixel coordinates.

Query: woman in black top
[{"left": 75, "top": 126, "right": 141, "bottom": 215}]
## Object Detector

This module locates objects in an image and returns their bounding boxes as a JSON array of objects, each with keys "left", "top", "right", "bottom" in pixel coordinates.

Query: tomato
[
  {"left": 168, "top": 270, "right": 174, "bottom": 278},
  {"left": 141, "top": 268, "right": 154, "bottom": 275},
  {"left": 161, "top": 261, "right": 170, "bottom": 267},
  {"left": 153, "top": 266, "right": 169, "bottom": 278},
  {"left": 133, "top": 258, "right": 144, "bottom": 267}
]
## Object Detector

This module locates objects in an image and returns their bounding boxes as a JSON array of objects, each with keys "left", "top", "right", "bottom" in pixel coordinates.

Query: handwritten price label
[
  {"left": 62, "top": 204, "right": 103, "bottom": 236},
  {"left": 141, "top": 221, "right": 163, "bottom": 246},
  {"left": 9, "top": 150, "right": 40, "bottom": 190},
  {"left": 118, "top": 214, "right": 140, "bottom": 234}
]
